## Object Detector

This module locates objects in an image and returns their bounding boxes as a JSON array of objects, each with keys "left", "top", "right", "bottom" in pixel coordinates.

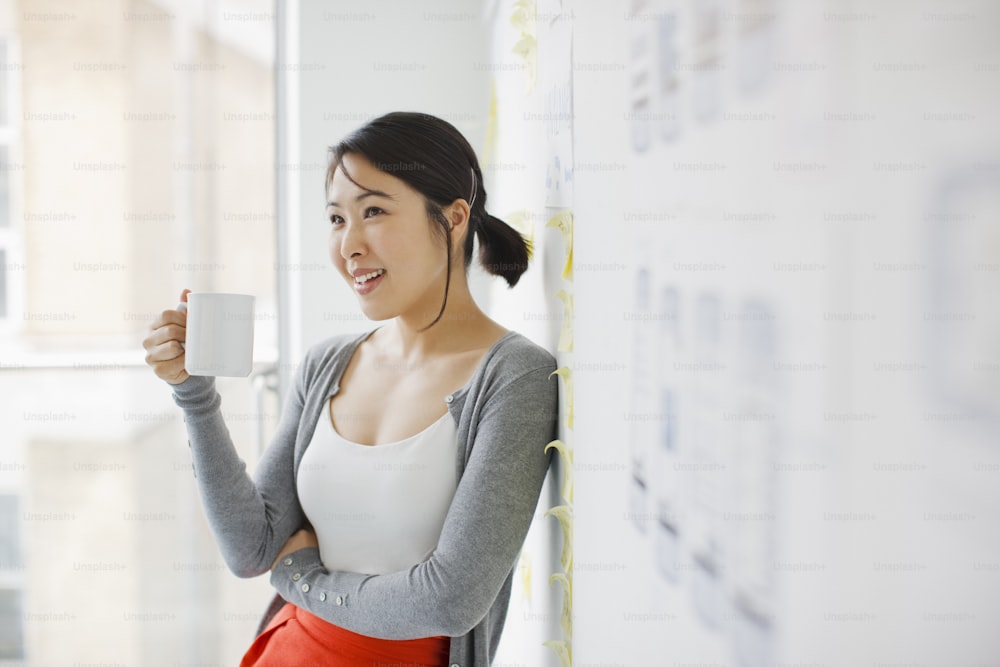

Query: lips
[{"left": 352, "top": 268, "right": 386, "bottom": 296}]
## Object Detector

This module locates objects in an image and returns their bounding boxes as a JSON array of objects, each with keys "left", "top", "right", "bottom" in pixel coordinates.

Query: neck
[{"left": 387, "top": 279, "right": 491, "bottom": 360}]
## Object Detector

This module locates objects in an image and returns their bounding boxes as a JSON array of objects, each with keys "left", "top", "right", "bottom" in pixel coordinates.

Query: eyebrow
[{"left": 327, "top": 189, "right": 395, "bottom": 208}]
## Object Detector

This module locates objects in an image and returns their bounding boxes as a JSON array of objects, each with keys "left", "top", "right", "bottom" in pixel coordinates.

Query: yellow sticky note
[
  {"left": 550, "top": 366, "right": 574, "bottom": 430},
  {"left": 555, "top": 288, "right": 573, "bottom": 353},
  {"left": 549, "top": 572, "right": 573, "bottom": 639},
  {"left": 546, "top": 211, "right": 574, "bottom": 280},
  {"left": 543, "top": 640, "right": 572, "bottom": 667},
  {"left": 510, "top": 0, "right": 537, "bottom": 93},
  {"left": 518, "top": 550, "right": 532, "bottom": 605},
  {"left": 481, "top": 80, "right": 498, "bottom": 169},
  {"left": 544, "top": 439, "right": 574, "bottom": 504},
  {"left": 510, "top": 0, "right": 535, "bottom": 28},
  {"left": 511, "top": 36, "right": 537, "bottom": 93},
  {"left": 544, "top": 504, "right": 573, "bottom": 572}
]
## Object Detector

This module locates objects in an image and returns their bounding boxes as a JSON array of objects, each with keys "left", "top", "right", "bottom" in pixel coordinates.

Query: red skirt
[{"left": 239, "top": 602, "right": 450, "bottom": 667}]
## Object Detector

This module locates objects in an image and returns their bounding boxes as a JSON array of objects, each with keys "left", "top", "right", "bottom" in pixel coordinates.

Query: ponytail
[{"left": 474, "top": 213, "right": 531, "bottom": 287}]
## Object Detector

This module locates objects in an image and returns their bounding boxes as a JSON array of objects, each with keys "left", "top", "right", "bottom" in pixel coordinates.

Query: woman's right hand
[{"left": 143, "top": 289, "right": 192, "bottom": 385}]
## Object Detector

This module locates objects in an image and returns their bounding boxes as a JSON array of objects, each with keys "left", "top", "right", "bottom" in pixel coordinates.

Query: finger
[
  {"left": 145, "top": 339, "right": 186, "bottom": 364},
  {"left": 145, "top": 341, "right": 186, "bottom": 375},
  {"left": 177, "top": 289, "right": 192, "bottom": 316},
  {"left": 143, "top": 322, "right": 187, "bottom": 351},
  {"left": 148, "top": 308, "right": 188, "bottom": 333}
]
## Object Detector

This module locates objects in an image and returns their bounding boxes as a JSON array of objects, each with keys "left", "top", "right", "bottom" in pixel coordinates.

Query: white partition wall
[
  {"left": 570, "top": 1, "right": 1000, "bottom": 665},
  {"left": 276, "top": 0, "right": 492, "bottom": 384}
]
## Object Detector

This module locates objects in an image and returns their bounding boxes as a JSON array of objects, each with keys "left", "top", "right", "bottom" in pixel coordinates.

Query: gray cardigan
[{"left": 170, "top": 328, "right": 558, "bottom": 666}]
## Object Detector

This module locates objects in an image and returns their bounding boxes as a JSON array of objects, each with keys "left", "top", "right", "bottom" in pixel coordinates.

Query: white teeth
[{"left": 355, "top": 269, "right": 385, "bottom": 284}]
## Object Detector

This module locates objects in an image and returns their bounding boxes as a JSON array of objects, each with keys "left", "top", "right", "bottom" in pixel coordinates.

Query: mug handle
[{"left": 177, "top": 301, "right": 187, "bottom": 350}]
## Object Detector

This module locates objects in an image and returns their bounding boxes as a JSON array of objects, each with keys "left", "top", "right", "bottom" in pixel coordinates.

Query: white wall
[
  {"left": 280, "top": 0, "right": 492, "bottom": 367},
  {"left": 572, "top": 0, "right": 1000, "bottom": 665}
]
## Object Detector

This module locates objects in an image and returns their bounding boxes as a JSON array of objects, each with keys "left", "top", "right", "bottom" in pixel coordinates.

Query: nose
[{"left": 338, "top": 219, "right": 366, "bottom": 260}]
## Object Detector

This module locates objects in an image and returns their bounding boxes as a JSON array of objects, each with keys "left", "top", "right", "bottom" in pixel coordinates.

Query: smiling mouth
[{"left": 355, "top": 269, "right": 386, "bottom": 284}]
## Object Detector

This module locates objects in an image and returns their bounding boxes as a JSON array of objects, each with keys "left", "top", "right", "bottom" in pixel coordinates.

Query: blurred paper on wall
[
  {"left": 538, "top": 0, "right": 573, "bottom": 208},
  {"left": 925, "top": 166, "right": 1000, "bottom": 422}
]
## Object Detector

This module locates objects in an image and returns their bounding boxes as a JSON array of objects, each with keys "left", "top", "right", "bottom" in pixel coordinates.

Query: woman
[{"left": 143, "top": 111, "right": 559, "bottom": 666}]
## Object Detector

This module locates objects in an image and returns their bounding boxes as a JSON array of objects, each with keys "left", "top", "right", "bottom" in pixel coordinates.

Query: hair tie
[{"left": 468, "top": 167, "right": 477, "bottom": 208}]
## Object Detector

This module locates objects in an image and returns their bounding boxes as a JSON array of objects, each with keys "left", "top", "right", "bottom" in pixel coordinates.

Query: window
[
  {"left": 1, "top": 10, "right": 278, "bottom": 662},
  {"left": 0, "top": 37, "right": 20, "bottom": 332}
]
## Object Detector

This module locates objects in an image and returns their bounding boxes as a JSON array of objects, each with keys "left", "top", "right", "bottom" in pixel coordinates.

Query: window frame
[{"left": 0, "top": 35, "right": 24, "bottom": 337}]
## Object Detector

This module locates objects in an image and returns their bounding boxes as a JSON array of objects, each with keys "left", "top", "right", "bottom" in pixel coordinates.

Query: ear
[
  {"left": 443, "top": 198, "right": 470, "bottom": 229},
  {"left": 443, "top": 197, "right": 472, "bottom": 248}
]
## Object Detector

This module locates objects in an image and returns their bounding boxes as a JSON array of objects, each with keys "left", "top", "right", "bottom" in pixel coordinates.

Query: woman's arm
[
  {"left": 144, "top": 293, "right": 314, "bottom": 577},
  {"left": 268, "top": 361, "right": 558, "bottom": 639},
  {"left": 171, "top": 368, "right": 309, "bottom": 578}
]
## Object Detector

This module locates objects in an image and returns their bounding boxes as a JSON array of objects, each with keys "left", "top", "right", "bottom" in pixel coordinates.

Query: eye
[
  {"left": 328, "top": 213, "right": 344, "bottom": 225},
  {"left": 364, "top": 206, "right": 384, "bottom": 218}
]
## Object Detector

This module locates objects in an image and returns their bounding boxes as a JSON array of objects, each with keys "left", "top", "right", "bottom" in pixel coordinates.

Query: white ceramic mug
[{"left": 182, "top": 293, "right": 255, "bottom": 377}]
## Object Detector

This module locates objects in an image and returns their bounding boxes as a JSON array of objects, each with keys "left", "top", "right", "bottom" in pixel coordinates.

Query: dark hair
[{"left": 326, "top": 111, "right": 531, "bottom": 328}]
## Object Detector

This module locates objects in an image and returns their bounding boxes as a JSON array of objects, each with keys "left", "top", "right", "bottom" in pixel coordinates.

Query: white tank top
[{"left": 297, "top": 402, "right": 459, "bottom": 574}]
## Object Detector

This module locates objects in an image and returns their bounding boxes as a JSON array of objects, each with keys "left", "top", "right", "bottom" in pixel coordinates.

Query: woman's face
[{"left": 326, "top": 153, "right": 451, "bottom": 324}]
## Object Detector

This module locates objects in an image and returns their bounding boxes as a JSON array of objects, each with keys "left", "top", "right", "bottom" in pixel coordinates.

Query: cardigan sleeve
[
  {"left": 269, "top": 358, "right": 559, "bottom": 639},
  {"left": 170, "top": 358, "right": 312, "bottom": 578}
]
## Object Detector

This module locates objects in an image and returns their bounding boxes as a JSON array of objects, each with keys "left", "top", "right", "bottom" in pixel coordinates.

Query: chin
[{"left": 357, "top": 303, "right": 395, "bottom": 323}]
